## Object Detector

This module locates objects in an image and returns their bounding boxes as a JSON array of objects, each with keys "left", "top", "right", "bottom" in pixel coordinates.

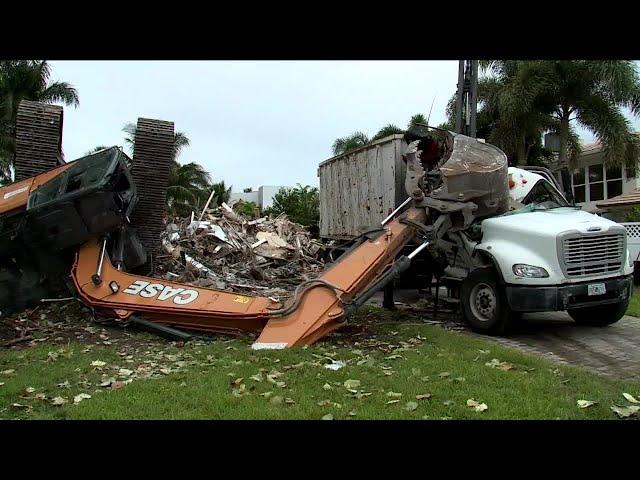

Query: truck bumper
[{"left": 505, "top": 275, "right": 633, "bottom": 312}]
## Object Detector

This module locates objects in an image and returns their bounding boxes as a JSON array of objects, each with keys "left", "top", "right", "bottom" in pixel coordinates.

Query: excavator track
[
  {"left": 128, "top": 118, "right": 175, "bottom": 258},
  {"left": 13, "top": 100, "right": 64, "bottom": 181}
]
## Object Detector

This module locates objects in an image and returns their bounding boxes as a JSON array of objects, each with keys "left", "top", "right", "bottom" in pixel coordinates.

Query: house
[
  {"left": 228, "top": 185, "right": 290, "bottom": 211},
  {"left": 566, "top": 142, "right": 638, "bottom": 213}
]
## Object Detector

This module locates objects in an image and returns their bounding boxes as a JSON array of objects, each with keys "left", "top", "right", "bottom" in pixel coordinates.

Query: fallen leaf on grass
[
  {"left": 249, "top": 374, "right": 263, "bottom": 382},
  {"left": 51, "top": 396, "right": 68, "bottom": 406},
  {"left": 0, "top": 382, "right": 4, "bottom": 387},
  {"left": 443, "top": 400, "right": 454, "bottom": 406},
  {"left": 0, "top": 369, "right": 15, "bottom": 376},
  {"left": 385, "top": 355, "right": 403, "bottom": 360},
  {"left": 386, "top": 391, "right": 402, "bottom": 398},
  {"left": 577, "top": 400, "right": 597, "bottom": 409},
  {"left": 622, "top": 393, "right": 639, "bottom": 404},
  {"left": 485, "top": 358, "right": 514, "bottom": 371},
  {"left": 230, "top": 378, "right": 244, "bottom": 387},
  {"left": 385, "top": 400, "right": 400, "bottom": 405},
  {"left": 57, "top": 380, "right": 71, "bottom": 389},
  {"left": 111, "top": 381, "right": 125, "bottom": 391},
  {"left": 416, "top": 394, "right": 432, "bottom": 401},
  {"left": 91, "top": 360, "right": 106, "bottom": 368},
  {"left": 73, "top": 393, "right": 91, "bottom": 405},
  {"left": 11, "top": 403, "right": 30, "bottom": 410},
  {"left": 25, "top": 387, "right": 35, "bottom": 394},
  {"left": 118, "top": 368, "right": 134, "bottom": 377},
  {"left": 467, "top": 399, "right": 488, "bottom": 412},
  {"left": 405, "top": 401, "right": 418, "bottom": 412},
  {"left": 438, "top": 372, "right": 451, "bottom": 378},
  {"left": 321, "top": 414, "right": 334, "bottom": 420},
  {"left": 343, "top": 379, "right": 361, "bottom": 390},
  {"left": 323, "top": 383, "right": 332, "bottom": 391},
  {"left": 610, "top": 405, "right": 640, "bottom": 418}
]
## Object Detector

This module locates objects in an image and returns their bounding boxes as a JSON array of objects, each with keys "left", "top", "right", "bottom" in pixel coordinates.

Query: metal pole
[
  {"left": 470, "top": 60, "right": 478, "bottom": 138},
  {"left": 92, "top": 238, "right": 107, "bottom": 286},
  {"left": 455, "top": 60, "right": 465, "bottom": 134},
  {"left": 408, "top": 240, "right": 430, "bottom": 259},
  {"left": 381, "top": 197, "right": 412, "bottom": 226}
]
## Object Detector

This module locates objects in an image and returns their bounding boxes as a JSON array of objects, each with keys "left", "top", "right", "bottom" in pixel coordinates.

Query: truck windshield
[{"left": 521, "top": 179, "right": 570, "bottom": 209}]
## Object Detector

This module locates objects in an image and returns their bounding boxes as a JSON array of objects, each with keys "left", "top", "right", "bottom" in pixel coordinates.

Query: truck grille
[{"left": 560, "top": 231, "right": 625, "bottom": 278}]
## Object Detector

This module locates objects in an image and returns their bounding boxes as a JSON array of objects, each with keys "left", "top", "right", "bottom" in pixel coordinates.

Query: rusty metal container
[{"left": 318, "top": 134, "right": 408, "bottom": 240}]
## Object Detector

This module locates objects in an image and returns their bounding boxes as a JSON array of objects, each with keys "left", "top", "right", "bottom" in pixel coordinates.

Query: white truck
[
  {"left": 319, "top": 130, "right": 634, "bottom": 334},
  {"left": 463, "top": 166, "right": 633, "bottom": 333}
]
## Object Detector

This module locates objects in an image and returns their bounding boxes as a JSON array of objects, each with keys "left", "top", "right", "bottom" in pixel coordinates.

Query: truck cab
[{"left": 459, "top": 166, "right": 634, "bottom": 333}]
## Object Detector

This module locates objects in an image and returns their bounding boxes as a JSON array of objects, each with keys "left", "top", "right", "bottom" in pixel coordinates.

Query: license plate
[{"left": 588, "top": 283, "right": 606, "bottom": 296}]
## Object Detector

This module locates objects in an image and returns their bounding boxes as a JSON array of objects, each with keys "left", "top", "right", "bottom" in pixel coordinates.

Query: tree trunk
[
  {"left": 516, "top": 134, "right": 527, "bottom": 165},
  {"left": 558, "top": 109, "right": 570, "bottom": 166}
]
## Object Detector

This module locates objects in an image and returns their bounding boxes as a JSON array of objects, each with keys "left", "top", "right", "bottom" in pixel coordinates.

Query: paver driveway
[{"left": 370, "top": 289, "right": 640, "bottom": 381}]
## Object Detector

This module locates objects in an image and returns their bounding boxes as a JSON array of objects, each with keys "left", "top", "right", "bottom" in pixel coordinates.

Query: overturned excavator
[{"left": 0, "top": 121, "right": 510, "bottom": 348}]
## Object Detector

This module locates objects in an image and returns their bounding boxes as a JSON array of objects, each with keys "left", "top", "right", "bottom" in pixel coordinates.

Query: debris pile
[{"left": 155, "top": 203, "right": 325, "bottom": 299}]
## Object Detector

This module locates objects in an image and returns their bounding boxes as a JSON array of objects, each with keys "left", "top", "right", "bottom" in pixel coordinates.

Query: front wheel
[
  {"left": 567, "top": 299, "right": 629, "bottom": 326},
  {"left": 460, "top": 268, "right": 511, "bottom": 335}
]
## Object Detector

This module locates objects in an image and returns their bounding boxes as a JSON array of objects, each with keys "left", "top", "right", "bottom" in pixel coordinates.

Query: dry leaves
[
  {"left": 577, "top": 400, "right": 597, "bottom": 409},
  {"left": 467, "top": 399, "right": 488, "bottom": 412},
  {"left": 610, "top": 405, "right": 640, "bottom": 418},
  {"left": 485, "top": 358, "right": 514, "bottom": 371},
  {"left": 405, "top": 401, "right": 418, "bottom": 412}
]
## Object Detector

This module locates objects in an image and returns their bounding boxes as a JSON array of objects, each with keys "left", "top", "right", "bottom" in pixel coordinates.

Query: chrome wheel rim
[{"left": 469, "top": 282, "right": 496, "bottom": 322}]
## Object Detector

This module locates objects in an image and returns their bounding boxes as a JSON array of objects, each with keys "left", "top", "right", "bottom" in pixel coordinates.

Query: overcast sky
[{"left": 50, "top": 61, "right": 640, "bottom": 191}]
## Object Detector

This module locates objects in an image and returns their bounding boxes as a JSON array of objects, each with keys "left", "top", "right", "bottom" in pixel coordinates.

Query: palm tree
[
  {"left": 167, "top": 162, "right": 212, "bottom": 217},
  {"left": 482, "top": 60, "right": 640, "bottom": 166},
  {"left": 332, "top": 131, "right": 370, "bottom": 156},
  {"left": 0, "top": 60, "right": 79, "bottom": 180},
  {"left": 211, "top": 180, "right": 232, "bottom": 206},
  {"left": 371, "top": 123, "right": 404, "bottom": 141},
  {"left": 408, "top": 114, "right": 428, "bottom": 128}
]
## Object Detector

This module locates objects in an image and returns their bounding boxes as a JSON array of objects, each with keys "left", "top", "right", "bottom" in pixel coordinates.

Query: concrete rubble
[{"left": 155, "top": 203, "right": 326, "bottom": 300}]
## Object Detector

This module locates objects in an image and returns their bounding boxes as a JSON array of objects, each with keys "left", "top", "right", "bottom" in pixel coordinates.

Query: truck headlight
[{"left": 512, "top": 264, "right": 549, "bottom": 278}]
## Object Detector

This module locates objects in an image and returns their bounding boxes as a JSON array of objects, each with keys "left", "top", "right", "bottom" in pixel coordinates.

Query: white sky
[{"left": 50, "top": 61, "right": 640, "bottom": 191}]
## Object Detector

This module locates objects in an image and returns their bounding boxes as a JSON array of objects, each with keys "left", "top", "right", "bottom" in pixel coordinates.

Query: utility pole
[{"left": 454, "top": 60, "right": 478, "bottom": 138}]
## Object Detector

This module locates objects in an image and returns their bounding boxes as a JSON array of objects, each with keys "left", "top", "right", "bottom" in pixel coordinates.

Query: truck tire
[
  {"left": 461, "top": 268, "right": 511, "bottom": 335},
  {"left": 567, "top": 299, "right": 629, "bottom": 326}
]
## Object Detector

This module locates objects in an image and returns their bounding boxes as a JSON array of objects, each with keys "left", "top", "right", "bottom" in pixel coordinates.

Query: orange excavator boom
[{"left": 70, "top": 207, "right": 427, "bottom": 348}]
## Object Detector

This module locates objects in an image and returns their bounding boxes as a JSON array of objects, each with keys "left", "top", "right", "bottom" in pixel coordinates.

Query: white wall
[
  {"left": 259, "top": 185, "right": 287, "bottom": 210},
  {"left": 229, "top": 185, "right": 289, "bottom": 210},
  {"left": 229, "top": 191, "right": 260, "bottom": 206}
]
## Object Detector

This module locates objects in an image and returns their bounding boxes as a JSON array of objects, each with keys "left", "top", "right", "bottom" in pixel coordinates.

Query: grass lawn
[
  {"left": 626, "top": 287, "right": 640, "bottom": 317},
  {"left": 1, "top": 305, "right": 639, "bottom": 420}
]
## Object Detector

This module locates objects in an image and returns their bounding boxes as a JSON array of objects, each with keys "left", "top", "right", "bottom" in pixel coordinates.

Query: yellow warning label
[{"left": 233, "top": 295, "right": 251, "bottom": 304}]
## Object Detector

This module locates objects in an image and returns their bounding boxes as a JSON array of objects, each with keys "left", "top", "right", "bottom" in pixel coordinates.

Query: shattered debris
[{"left": 156, "top": 209, "right": 325, "bottom": 300}]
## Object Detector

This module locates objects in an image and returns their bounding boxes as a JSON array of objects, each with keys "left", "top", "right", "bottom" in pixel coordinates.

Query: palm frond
[{"left": 38, "top": 81, "right": 79, "bottom": 107}]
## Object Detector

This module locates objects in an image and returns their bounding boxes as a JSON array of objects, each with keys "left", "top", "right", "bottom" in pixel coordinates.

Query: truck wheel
[
  {"left": 567, "top": 299, "right": 629, "bottom": 326},
  {"left": 461, "top": 268, "right": 511, "bottom": 335}
]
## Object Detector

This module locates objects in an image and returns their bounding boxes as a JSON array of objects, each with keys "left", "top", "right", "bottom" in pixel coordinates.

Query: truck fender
[{"left": 471, "top": 249, "right": 506, "bottom": 285}]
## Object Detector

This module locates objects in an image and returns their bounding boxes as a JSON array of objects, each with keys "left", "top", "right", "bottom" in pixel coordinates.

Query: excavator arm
[{"left": 70, "top": 207, "right": 427, "bottom": 348}]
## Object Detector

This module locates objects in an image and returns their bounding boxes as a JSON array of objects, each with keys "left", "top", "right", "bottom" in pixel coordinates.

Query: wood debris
[{"left": 155, "top": 209, "right": 325, "bottom": 299}]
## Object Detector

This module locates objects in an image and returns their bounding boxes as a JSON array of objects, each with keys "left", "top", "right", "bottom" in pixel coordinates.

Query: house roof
[{"left": 595, "top": 189, "right": 640, "bottom": 208}]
